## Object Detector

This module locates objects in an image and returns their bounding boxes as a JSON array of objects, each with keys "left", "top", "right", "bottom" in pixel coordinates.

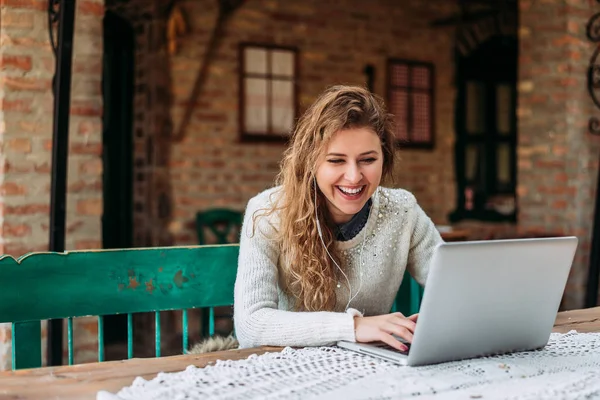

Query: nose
[{"left": 344, "top": 162, "right": 362, "bottom": 183}]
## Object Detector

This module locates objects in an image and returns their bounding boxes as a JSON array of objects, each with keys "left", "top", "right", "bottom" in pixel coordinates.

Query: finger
[
  {"left": 389, "top": 316, "right": 417, "bottom": 333},
  {"left": 391, "top": 312, "right": 405, "bottom": 318},
  {"left": 407, "top": 313, "right": 419, "bottom": 322},
  {"left": 382, "top": 323, "right": 414, "bottom": 343},
  {"left": 377, "top": 332, "right": 408, "bottom": 352}
]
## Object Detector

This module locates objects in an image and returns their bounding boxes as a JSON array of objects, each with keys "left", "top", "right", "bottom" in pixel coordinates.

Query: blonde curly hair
[{"left": 259, "top": 85, "right": 397, "bottom": 311}]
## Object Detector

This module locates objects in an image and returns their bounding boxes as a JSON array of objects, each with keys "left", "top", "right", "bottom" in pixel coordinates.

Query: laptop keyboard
[{"left": 372, "top": 341, "right": 411, "bottom": 355}]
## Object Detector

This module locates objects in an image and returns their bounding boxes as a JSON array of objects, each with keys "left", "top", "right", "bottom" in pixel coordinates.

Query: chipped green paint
[
  {"left": 145, "top": 279, "right": 155, "bottom": 293},
  {"left": 0, "top": 244, "right": 239, "bottom": 369},
  {"left": 173, "top": 270, "right": 189, "bottom": 289}
]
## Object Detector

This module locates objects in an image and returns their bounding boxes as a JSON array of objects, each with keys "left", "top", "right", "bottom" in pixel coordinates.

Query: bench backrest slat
[{"left": 0, "top": 244, "right": 239, "bottom": 369}]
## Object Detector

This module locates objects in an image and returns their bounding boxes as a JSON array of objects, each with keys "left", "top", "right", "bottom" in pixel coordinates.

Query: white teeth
[{"left": 338, "top": 186, "right": 363, "bottom": 195}]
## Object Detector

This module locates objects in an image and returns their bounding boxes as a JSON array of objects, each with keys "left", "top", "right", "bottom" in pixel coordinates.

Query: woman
[{"left": 234, "top": 85, "right": 442, "bottom": 352}]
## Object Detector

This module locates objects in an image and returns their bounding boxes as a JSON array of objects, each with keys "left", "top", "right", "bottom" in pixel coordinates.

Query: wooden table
[{"left": 2, "top": 307, "right": 599, "bottom": 400}]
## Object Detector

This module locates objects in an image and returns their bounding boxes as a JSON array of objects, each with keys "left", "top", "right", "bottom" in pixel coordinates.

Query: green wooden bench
[{"left": 0, "top": 244, "right": 239, "bottom": 370}]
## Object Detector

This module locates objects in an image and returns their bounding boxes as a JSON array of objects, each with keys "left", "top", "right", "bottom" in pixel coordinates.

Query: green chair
[
  {"left": 0, "top": 244, "right": 239, "bottom": 370},
  {"left": 391, "top": 271, "right": 424, "bottom": 316},
  {"left": 195, "top": 208, "right": 242, "bottom": 337},
  {"left": 195, "top": 209, "right": 243, "bottom": 246}
]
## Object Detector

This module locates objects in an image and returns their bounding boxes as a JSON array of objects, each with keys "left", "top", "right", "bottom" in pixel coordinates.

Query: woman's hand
[{"left": 353, "top": 312, "right": 418, "bottom": 351}]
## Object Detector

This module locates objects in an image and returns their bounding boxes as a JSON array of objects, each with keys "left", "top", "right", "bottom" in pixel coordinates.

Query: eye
[
  {"left": 360, "top": 158, "right": 377, "bottom": 164},
  {"left": 327, "top": 159, "right": 344, "bottom": 164}
]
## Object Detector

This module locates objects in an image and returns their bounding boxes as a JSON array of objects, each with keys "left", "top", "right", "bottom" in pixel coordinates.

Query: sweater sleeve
[
  {"left": 406, "top": 202, "right": 444, "bottom": 286},
  {"left": 233, "top": 194, "right": 357, "bottom": 348}
]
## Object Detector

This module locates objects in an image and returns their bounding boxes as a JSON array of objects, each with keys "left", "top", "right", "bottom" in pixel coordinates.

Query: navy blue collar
[{"left": 334, "top": 198, "right": 372, "bottom": 241}]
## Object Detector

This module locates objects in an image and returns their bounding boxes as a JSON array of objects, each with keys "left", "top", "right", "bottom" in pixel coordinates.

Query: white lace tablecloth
[{"left": 97, "top": 331, "right": 600, "bottom": 400}]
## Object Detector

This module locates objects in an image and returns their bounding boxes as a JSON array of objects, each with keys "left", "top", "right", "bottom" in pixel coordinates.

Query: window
[
  {"left": 450, "top": 36, "right": 518, "bottom": 222},
  {"left": 387, "top": 59, "right": 435, "bottom": 148},
  {"left": 239, "top": 43, "right": 298, "bottom": 142}
]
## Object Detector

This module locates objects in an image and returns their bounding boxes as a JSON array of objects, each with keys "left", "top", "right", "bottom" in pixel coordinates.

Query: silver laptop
[{"left": 337, "top": 237, "right": 578, "bottom": 366}]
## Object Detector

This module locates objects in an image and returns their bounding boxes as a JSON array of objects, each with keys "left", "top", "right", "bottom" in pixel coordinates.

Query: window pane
[
  {"left": 244, "top": 47, "right": 267, "bottom": 74},
  {"left": 497, "top": 143, "right": 512, "bottom": 185},
  {"left": 496, "top": 84, "right": 512, "bottom": 135},
  {"left": 389, "top": 89, "right": 408, "bottom": 140},
  {"left": 271, "top": 50, "right": 294, "bottom": 77},
  {"left": 465, "top": 144, "right": 480, "bottom": 182},
  {"left": 271, "top": 80, "right": 294, "bottom": 134},
  {"left": 466, "top": 81, "right": 486, "bottom": 134},
  {"left": 411, "top": 66, "right": 431, "bottom": 89},
  {"left": 244, "top": 78, "right": 268, "bottom": 133},
  {"left": 391, "top": 63, "right": 409, "bottom": 86},
  {"left": 411, "top": 92, "right": 431, "bottom": 142}
]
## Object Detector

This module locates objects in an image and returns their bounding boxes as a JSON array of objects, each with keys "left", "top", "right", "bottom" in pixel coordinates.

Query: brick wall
[
  {"left": 166, "top": 0, "right": 458, "bottom": 245},
  {"left": 518, "top": 0, "right": 599, "bottom": 308},
  {"left": 0, "top": 0, "right": 104, "bottom": 370}
]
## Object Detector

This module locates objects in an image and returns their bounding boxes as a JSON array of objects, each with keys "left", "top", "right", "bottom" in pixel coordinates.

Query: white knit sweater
[{"left": 233, "top": 186, "right": 443, "bottom": 348}]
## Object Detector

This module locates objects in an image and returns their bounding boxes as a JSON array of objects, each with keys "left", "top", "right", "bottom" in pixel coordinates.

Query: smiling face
[{"left": 315, "top": 127, "right": 384, "bottom": 225}]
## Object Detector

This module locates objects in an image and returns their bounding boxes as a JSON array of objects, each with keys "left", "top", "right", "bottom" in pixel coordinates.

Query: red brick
[
  {"left": 525, "top": 94, "right": 548, "bottom": 104},
  {"left": 5, "top": 138, "right": 32, "bottom": 153},
  {"left": 537, "top": 186, "right": 576, "bottom": 196},
  {"left": 70, "top": 143, "right": 102, "bottom": 156},
  {"left": 560, "top": 77, "right": 578, "bottom": 87},
  {"left": 552, "top": 35, "right": 583, "bottom": 46},
  {"left": 534, "top": 160, "right": 565, "bottom": 169},
  {"left": 0, "top": 182, "right": 27, "bottom": 195},
  {"left": 76, "top": 198, "right": 102, "bottom": 216},
  {"left": 3, "top": 222, "right": 31, "bottom": 237},
  {"left": 555, "top": 173, "right": 569, "bottom": 183},
  {"left": 1, "top": 76, "right": 51, "bottom": 91},
  {"left": 70, "top": 100, "right": 102, "bottom": 117},
  {"left": 552, "top": 200, "right": 568, "bottom": 210},
  {"left": 72, "top": 58, "right": 102, "bottom": 74},
  {"left": 552, "top": 145, "right": 568, "bottom": 156},
  {"left": 566, "top": 20, "right": 580, "bottom": 34},
  {"left": 0, "top": 98, "right": 32, "bottom": 113},
  {"left": 69, "top": 180, "right": 102, "bottom": 193},
  {"left": 43, "top": 139, "right": 53, "bottom": 151},
  {"left": 550, "top": 92, "right": 571, "bottom": 102},
  {"left": 0, "top": 0, "right": 46, "bottom": 11},
  {"left": 79, "top": 1, "right": 103, "bottom": 16},
  {"left": 0, "top": 9, "right": 34, "bottom": 28},
  {"left": 567, "top": 51, "right": 581, "bottom": 61},
  {"left": 4, "top": 204, "right": 49, "bottom": 215}
]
